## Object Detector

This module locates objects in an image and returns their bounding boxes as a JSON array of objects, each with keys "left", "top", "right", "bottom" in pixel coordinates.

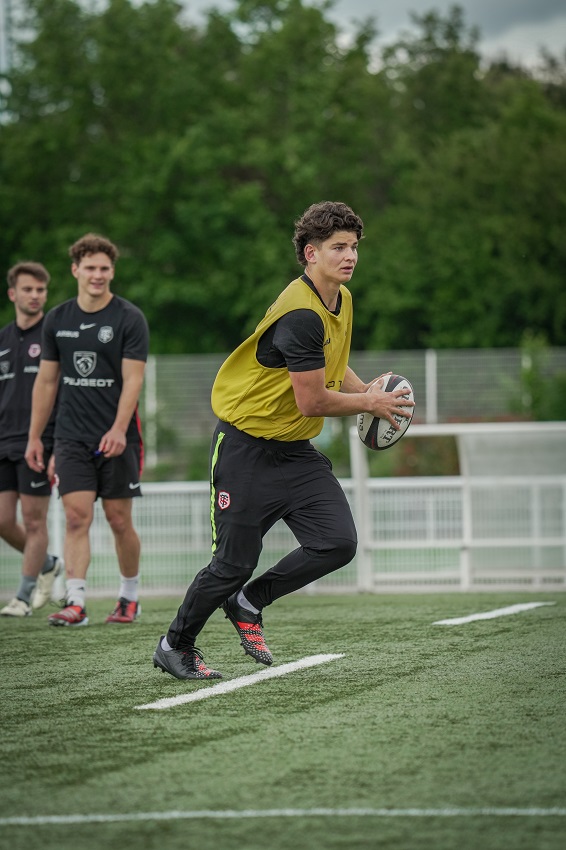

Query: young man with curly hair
[{"left": 153, "top": 201, "right": 413, "bottom": 680}]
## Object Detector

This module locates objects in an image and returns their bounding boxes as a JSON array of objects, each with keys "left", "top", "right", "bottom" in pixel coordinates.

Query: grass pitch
[{"left": 0, "top": 593, "right": 564, "bottom": 850}]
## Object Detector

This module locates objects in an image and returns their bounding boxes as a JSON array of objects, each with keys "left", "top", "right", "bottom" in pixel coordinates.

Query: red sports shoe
[
  {"left": 105, "top": 597, "right": 140, "bottom": 624},
  {"left": 48, "top": 604, "right": 89, "bottom": 627},
  {"left": 221, "top": 594, "right": 273, "bottom": 665}
]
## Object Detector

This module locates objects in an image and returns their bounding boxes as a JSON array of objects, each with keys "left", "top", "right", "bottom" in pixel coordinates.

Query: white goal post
[{"left": 349, "top": 421, "right": 566, "bottom": 591}]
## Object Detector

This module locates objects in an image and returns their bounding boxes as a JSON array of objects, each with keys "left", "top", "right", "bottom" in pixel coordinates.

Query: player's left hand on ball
[{"left": 366, "top": 372, "right": 391, "bottom": 391}]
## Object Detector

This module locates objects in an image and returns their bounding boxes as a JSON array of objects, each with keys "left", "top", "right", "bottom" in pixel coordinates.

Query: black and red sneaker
[
  {"left": 153, "top": 637, "right": 223, "bottom": 680},
  {"left": 221, "top": 594, "right": 273, "bottom": 666},
  {"left": 105, "top": 597, "right": 140, "bottom": 624}
]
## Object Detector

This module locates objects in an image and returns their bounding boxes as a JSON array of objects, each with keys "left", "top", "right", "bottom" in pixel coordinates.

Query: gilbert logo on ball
[{"left": 357, "top": 374, "right": 415, "bottom": 451}]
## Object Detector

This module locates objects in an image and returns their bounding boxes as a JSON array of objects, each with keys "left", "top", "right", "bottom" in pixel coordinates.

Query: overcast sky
[{"left": 181, "top": 0, "right": 566, "bottom": 67}]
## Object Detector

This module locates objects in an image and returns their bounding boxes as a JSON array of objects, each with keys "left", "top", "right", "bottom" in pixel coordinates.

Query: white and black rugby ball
[{"left": 357, "top": 374, "right": 415, "bottom": 451}]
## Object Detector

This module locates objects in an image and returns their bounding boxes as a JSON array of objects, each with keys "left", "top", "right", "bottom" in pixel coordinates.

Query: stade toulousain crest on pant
[
  {"left": 357, "top": 374, "right": 415, "bottom": 451},
  {"left": 218, "top": 491, "right": 231, "bottom": 510}
]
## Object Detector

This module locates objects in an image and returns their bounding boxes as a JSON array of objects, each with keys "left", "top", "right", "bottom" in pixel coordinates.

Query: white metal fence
[
  {"left": 347, "top": 475, "right": 566, "bottom": 591},
  {"left": 140, "top": 347, "right": 566, "bottom": 466},
  {"left": 2, "top": 423, "right": 564, "bottom": 597}
]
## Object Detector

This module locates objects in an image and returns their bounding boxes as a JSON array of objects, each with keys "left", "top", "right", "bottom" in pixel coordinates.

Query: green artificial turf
[{"left": 0, "top": 593, "right": 564, "bottom": 850}]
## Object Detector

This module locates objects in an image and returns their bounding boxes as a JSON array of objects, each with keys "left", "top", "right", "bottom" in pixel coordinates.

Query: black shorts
[
  {"left": 54, "top": 439, "right": 143, "bottom": 500},
  {"left": 0, "top": 450, "right": 53, "bottom": 497},
  {"left": 210, "top": 421, "right": 356, "bottom": 569}
]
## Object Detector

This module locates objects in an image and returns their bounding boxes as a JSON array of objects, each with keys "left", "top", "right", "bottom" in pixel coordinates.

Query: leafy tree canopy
[{"left": 1, "top": 0, "right": 565, "bottom": 352}]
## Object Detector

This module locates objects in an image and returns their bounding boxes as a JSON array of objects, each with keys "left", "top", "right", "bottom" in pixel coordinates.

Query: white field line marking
[
  {"left": 136, "top": 653, "right": 345, "bottom": 710},
  {"left": 433, "top": 601, "right": 556, "bottom": 626},
  {"left": 2, "top": 807, "right": 566, "bottom": 826}
]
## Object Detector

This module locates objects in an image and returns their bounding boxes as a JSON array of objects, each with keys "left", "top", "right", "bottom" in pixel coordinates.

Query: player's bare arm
[
  {"left": 98, "top": 358, "right": 146, "bottom": 457},
  {"left": 25, "top": 360, "right": 60, "bottom": 472},
  {"left": 289, "top": 367, "right": 414, "bottom": 426},
  {"left": 340, "top": 365, "right": 369, "bottom": 394}
]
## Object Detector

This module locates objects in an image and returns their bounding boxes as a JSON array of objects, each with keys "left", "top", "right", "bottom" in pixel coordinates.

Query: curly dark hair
[
  {"left": 69, "top": 233, "right": 119, "bottom": 265},
  {"left": 292, "top": 201, "right": 364, "bottom": 266},
  {"left": 7, "top": 261, "right": 50, "bottom": 289}
]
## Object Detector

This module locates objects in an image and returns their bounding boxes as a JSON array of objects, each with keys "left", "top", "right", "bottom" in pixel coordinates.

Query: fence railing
[
  {"left": 139, "top": 347, "right": 566, "bottom": 468},
  {"left": 348, "top": 474, "right": 566, "bottom": 591},
  {"left": 2, "top": 421, "right": 565, "bottom": 596},
  {"left": 348, "top": 421, "right": 566, "bottom": 592}
]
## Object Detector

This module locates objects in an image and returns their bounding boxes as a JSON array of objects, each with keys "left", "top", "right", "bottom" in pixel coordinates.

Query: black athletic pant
[{"left": 167, "top": 420, "right": 357, "bottom": 649}]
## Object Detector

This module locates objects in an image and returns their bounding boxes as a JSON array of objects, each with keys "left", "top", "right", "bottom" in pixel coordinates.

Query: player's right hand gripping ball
[{"left": 357, "top": 374, "right": 415, "bottom": 451}]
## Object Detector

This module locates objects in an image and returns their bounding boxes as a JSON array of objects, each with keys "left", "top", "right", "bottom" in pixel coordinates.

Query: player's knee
[
  {"left": 0, "top": 514, "right": 12, "bottom": 535},
  {"left": 209, "top": 557, "right": 255, "bottom": 584},
  {"left": 21, "top": 514, "right": 45, "bottom": 536},
  {"left": 64, "top": 507, "right": 92, "bottom": 534},
  {"left": 318, "top": 536, "right": 357, "bottom": 568},
  {"left": 334, "top": 536, "right": 357, "bottom": 566},
  {"left": 105, "top": 511, "right": 133, "bottom": 537}
]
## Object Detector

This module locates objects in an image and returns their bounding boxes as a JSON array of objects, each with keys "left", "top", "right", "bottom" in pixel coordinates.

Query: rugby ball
[{"left": 357, "top": 374, "right": 414, "bottom": 451}]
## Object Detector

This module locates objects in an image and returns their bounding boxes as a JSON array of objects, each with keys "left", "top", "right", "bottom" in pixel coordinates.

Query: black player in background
[
  {"left": 0, "top": 262, "right": 63, "bottom": 618},
  {"left": 26, "top": 235, "right": 149, "bottom": 626}
]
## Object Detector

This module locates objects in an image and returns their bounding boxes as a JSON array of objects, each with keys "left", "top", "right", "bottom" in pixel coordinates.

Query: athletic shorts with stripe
[
  {"left": 54, "top": 439, "right": 143, "bottom": 499},
  {"left": 167, "top": 420, "right": 357, "bottom": 649}
]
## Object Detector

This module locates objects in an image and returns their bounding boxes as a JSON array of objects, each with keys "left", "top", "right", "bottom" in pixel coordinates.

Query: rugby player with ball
[{"left": 154, "top": 201, "right": 414, "bottom": 680}]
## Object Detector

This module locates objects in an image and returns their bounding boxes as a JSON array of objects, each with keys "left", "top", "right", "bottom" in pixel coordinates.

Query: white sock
[
  {"left": 119, "top": 575, "right": 139, "bottom": 602},
  {"left": 237, "top": 589, "right": 260, "bottom": 615},
  {"left": 161, "top": 636, "right": 173, "bottom": 651},
  {"left": 66, "top": 579, "right": 86, "bottom": 608}
]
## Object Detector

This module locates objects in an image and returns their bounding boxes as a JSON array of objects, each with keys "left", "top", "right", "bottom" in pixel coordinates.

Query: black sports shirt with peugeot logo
[
  {"left": 42, "top": 295, "right": 149, "bottom": 443},
  {"left": 0, "top": 317, "right": 56, "bottom": 456}
]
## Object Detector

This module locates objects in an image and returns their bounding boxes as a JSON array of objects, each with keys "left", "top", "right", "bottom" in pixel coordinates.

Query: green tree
[
  {"left": 358, "top": 76, "right": 566, "bottom": 349},
  {"left": 344, "top": 7, "right": 566, "bottom": 350},
  {"left": 380, "top": 5, "right": 487, "bottom": 146},
  {"left": 0, "top": 2, "right": 565, "bottom": 353}
]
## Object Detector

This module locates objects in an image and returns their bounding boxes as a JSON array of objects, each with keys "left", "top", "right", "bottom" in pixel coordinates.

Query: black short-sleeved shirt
[
  {"left": 256, "top": 274, "right": 342, "bottom": 371},
  {"left": 0, "top": 317, "right": 56, "bottom": 457},
  {"left": 42, "top": 295, "right": 149, "bottom": 443}
]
